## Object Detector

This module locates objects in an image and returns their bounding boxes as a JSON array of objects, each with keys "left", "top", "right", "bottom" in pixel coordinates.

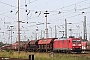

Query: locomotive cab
[{"left": 69, "top": 38, "right": 82, "bottom": 52}]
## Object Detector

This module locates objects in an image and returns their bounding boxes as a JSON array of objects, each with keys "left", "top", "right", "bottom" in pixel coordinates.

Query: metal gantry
[
  {"left": 65, "top": 19, "right": 72, "bottom": 38},
  {"left": 10, "top": 26, "right": 14, "bottom": 44},
  {"left": 44, "top": 10, "right": 49, "bottom": 52},
  {"left": 44, "top": 10, "right": 49, "bottom": 38}
]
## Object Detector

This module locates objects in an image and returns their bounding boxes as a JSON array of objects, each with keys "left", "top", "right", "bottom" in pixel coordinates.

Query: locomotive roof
[
  {"left": 57, "top": 37, "right": 81, "bottom": 40},
  {"left": 57, "top": 37, "right": 68, "bottom": 40}
]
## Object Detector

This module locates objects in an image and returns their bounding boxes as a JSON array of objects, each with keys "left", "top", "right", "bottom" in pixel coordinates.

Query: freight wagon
[
  {"left": 81, "top": 41, "right": 87, "bottom": 51},
  {"left": 26, "top": 40, "right": 39, "bottom": 52},
  {"left": 86, "top": 41, "right": 90, "bottom": 51},
  {"left": 38, "top": 38, "right": 56, "bottom": 52},
  {"left": 81, "top": 41, "right": 90, "bottom": 51},
  {"left": 1, "top": 44, "right": 11, "bottom": 50},
  {"left": 11, "top": 41, "right": 27, "bottom": 51}
]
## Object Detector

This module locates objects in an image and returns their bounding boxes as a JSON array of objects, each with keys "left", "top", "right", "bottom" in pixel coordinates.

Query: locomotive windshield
[{"left": 72, "top": 40, "right": 81, "bottom": 43}]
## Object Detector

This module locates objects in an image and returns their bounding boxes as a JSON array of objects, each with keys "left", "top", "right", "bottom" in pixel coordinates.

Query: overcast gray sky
[{"left": 0, "top": 0, "right": 90, "bottom": 44}]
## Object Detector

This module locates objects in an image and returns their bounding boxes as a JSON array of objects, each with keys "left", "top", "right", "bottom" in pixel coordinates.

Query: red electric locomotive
[{"left": 53, "top": 37, "right": 82, "bottom": 53}]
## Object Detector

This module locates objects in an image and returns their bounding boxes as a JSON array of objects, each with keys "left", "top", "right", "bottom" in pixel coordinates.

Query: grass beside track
[{"left": 0, "top": 50, "right": 90, "bottom": 60}]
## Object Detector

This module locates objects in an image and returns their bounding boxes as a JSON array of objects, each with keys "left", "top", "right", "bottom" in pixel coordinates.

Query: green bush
[{"left": 8, "top": 50, "right": 14, "bottom": 55}]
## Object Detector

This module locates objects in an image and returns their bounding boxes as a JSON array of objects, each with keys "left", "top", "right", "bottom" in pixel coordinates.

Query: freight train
[
  {"left": 81, "top": 40, "right": 90, "bottom": 51},
  {"left": 1, "top": 36, "right": 83, "bottom": 53}
]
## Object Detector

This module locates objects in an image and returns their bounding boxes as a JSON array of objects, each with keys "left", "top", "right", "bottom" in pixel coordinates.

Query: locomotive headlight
[
  {"left": 73, "top": 44, "right": 75, "bottom": 46},
  {"left": 78, "top": 44, "right": 81, "bottom": 46}
]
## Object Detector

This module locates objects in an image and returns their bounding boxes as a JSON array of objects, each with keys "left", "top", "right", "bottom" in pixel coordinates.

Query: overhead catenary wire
[
  {"left": 0, "top": 0, "right": 88, "bottom": 15},
  {"left": 0, "top": 0, "right": 38, "bottom": 15},
  {"left": 48, "top": 5, "right": 90, "bottom": 24},
  {"left": 53, "top": 0, "right": 88, "bottom": 11},
  {"left": 0, "top": 0, "right": 89, "bottom": 23}
]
